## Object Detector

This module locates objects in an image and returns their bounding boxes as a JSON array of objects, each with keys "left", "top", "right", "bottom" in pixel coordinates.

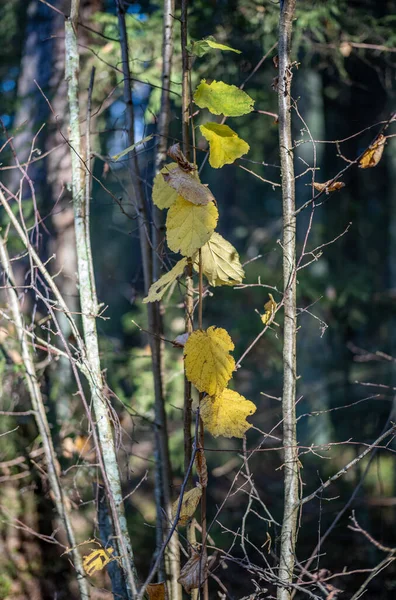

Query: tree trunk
[{"left": 277, "top": 2, "right": 299, "bottom": 599}]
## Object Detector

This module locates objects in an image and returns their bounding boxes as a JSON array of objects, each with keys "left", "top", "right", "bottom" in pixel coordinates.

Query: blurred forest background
[{"left": 0, "top": 0, "right": 396, "bottom": 598}]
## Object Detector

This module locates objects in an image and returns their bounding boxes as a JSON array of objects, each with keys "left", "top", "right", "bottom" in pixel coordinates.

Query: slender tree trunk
[
  {"left": 277, "top": 2, "right": 299, "bottom": 599},
  {"left": 0, "top": 234, "right": 89, "bottom": 600},
  {"left": 65, "top": 3, "right": 138, "bottom": 598},
  {"left": 153, "top": 0, "right": 175, "bottom": 279},
  {"left": 115, "top": 2, "right": 180, "bottom": 597}
]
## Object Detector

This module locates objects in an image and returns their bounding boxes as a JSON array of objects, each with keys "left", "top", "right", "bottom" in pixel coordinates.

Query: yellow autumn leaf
[
  {"left": 194, "top": 79, "right": 254, "bottom": 117},
  {"left": 261, "top": 293, "right": 277, "bottom": 325},
  {"left": 359, "top": 134, "right": 386, "bottom": 169},
  {"left": 172, "top": 485, "right": 202, "bottom": 526},
  {"left": 152, "top": 162, "right": 179, "bottom": 209},
  {"left": 200, "top": 122, "right": 250, "bottom": 169},
  {"left": 143, "top": 258, "right": 187, "bottom": 303},
  {"left": 194, "top": 232, "right": 245, "bottom": 286},
  {"left": 147, "top": 582, "right": 166, "bottom": 600},
  {"left": 82, "top": 547, "right": 115, "bottom": 576},
  {"left": 163, "top": 167, "right": 215, "bottom": 205},
  {"left": 201, "top": 388, "right": 256, "bottom": 438},
  {"left": 184, "top": 326, "right": 235, "bottom": 396},
  {"left": 166, "top": 197, "right": 218, "bottom": 257}
]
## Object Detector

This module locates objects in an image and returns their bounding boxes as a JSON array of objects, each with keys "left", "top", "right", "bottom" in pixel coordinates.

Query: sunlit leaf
[
  {"left": 188, "top": 35, "right": 241, "bottom": 57},
  {"left": 147, "top": 582, "right": 166, "bottom": 600},
  {"left": 82, "top": 547, "right": 115, "bottom": 576},
  {"left": 152, "top": 162, "right": 179, "bottom": 209},
  {"left": 184, "top": 326, "right": 235, "bottom": 396},
  {"left": 163, "top": 167, "right": 215, "bottom": 206},
  {"left": 200, "top": 122, "right": 250, "bottom": 169},
  {"left": 261, "top": 293, "right": 277, "bottom": 325},
  {"left": 178, "top": 549, "right": 208, "bottom": 593},
  {"left": 194, "top": 232, "right": 245, "bottom": 286},
  {"left": 312, "top": 180, "right": 345, "bottom": 193},
  {"left": 194, "top": 79, "right": 254, "bottom": 117},
  {"left": 112, "top": 134, "right": 153, "bottom": 161},
  {"left": 143, "top": 258, "right": 187, "bottom": 303},
  {"left": 359, "top": 134, "right": 386, "bottom": 169},
  {"left": 166, "top": 197, "right": 218, "bottom": 257},
  {"left": 172, "top": 485, "right": 202, "bottom": 526},
  {"left": 201, "top": 388, "right": 256, "bottom": 438},
  {"left": 206, "top": 37, "right": 241, "bottom": 54}
]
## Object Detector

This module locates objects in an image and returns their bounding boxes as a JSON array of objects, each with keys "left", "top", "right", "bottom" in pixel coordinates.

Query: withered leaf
[
  {"left": 312, "top": 180, "right": 345, "bottom": 194},
  {"left": 178, "top": 550, "right": 208, "bottom": 593},
  {"left": 195, "top": 443, "right": 208, "bottom": 488},
  {"left": 172, "top": 332, "right": 190, "bottom": 348},
  {"left": 172, "top": 485, "right": 202, "bottom": 526},
  {"left": 163, "top": 168, "right": 215, "bottom": 206},
  {"left": 147, "top": 582, "right": 167, "bottom": 600},
  {"left": 167, "top": 143, "right": 195, "bottom": 173},
  {"left": 359, "top": 134, "right": 386, "bottom": 169}
]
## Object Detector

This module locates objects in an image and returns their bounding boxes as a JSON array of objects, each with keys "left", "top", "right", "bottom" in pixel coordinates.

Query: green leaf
[
  {"left": 194, "top": 233, "right": 245, "bottom": 286},
  {"left": 112, "top": 134, "right": 153, "bottom": 161},
  {"left": 200, "top": 122, "right": 250, "bottom": 169},
  {"left": 193, "top": 80, "right": 254, "bottom": 117},
  {"left": 143, "top": 258, "right": 188, "bottom": 303},
  {"left": 206, "top": 38, "right": 241, "bottom": 54},
  {"left": 187, "top": 36, "right": 241, "bottom": 58}
]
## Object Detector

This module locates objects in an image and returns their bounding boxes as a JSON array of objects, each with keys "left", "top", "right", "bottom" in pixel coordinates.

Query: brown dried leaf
[
  {"left": 163, "top": 168, "right": 215, "bottom": 206},
  {"left": 172, "top": 485, "right": 202, "bottom": 526},
  {"left": 147, "top": 582, "right": 167, "bottom": 600},
  {"left": 273, "top": 54, "right": 279, "bottom": 68},
  {"left": 178, "top": 549, "right": 208, "bottom": 593},
  {"left": 195, "top": 444, "right": 208, "bottom": 488},
  {"left": 359, "top": 134, "right": 386, "bottom": 169},
  {"left": 167, "top": 143, "right": 195, "bottom": 172},
  {"left": 312, "top": 180, "right": 345, "bottom": 194}
]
